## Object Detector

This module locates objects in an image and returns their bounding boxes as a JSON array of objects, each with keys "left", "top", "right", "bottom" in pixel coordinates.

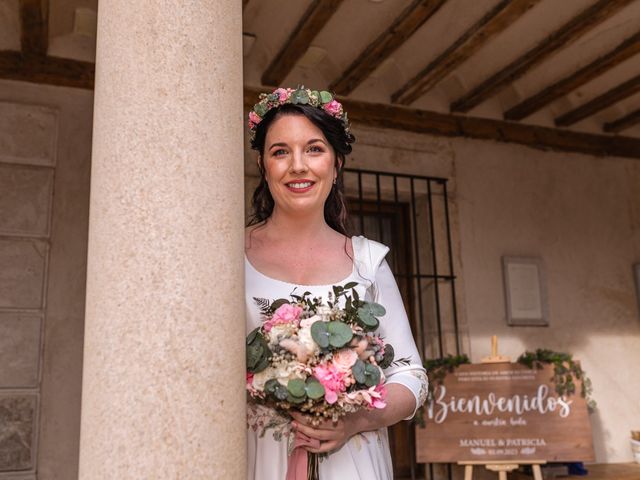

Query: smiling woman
[
  {"left": 262, "top": 115, "right": 337, "bottom": 219},
  {"left": 244, "top": 87, "right": 428, "bottom": 480}
]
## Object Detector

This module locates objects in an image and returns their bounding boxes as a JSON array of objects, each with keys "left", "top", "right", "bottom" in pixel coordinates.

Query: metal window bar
[{"left": 344, "top": 167, "right": 460, "bottom": 480}]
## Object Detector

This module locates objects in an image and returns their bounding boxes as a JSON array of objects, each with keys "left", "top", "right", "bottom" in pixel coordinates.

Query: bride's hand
[{"left": 289, "top": 411, "right": 358, "bottom": 453}]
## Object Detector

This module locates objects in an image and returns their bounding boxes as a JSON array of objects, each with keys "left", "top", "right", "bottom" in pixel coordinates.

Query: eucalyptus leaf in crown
[{"left": 248, "top": 86, "right": 351, "bottom": 142}]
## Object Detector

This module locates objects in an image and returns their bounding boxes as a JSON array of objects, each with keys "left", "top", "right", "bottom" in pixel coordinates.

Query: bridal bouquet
[{"left": 246, "top": 282, "right": 402, "bottom": 479}]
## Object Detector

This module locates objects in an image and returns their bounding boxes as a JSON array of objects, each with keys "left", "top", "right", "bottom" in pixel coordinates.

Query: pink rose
[
  {"left": 274, "top": 87, "right": 289, "bottom": 103},
  {"left": 263, "top": 303, "right": 302, "bottom": 332},
  {"left": 323, "top": 100, "right": 342, "bottom": 116},
  {"left": 249, "top": 111, "right": 262, "bottom": 127},
  {"left": 332, "top": 349, "right": 358, "bottom": 373},
  {"left": 313, "top": 363, "right": 347, "bottom": 404}
]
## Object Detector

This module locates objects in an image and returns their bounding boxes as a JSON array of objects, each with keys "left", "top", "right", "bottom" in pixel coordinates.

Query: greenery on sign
[
  {"left": 517, "top": 348, "right": 596, "bottom": 411},
  {"left": 423, "top": 354, "right": 472, "bottom": 402}
]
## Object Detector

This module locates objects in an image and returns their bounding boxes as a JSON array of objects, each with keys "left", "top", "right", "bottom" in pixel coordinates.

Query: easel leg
[
  {"left": 464, "top": 465, "right": 473, "bottom": 480},
  {"left": 498, "top": 472, "right": 507, "bottom": 480},
  {"left": 532, "top": 465, "right": 543, "bottom": 480}
]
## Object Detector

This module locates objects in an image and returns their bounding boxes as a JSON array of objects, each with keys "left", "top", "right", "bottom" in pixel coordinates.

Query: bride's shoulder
[{"left": 351, "top": 234, "right": 389, "bottom": 253}]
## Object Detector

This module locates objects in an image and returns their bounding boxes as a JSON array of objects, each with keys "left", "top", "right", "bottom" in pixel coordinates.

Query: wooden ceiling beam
[
  {"left": 0, "top": 51, "right": 94, "bottom": 89},
  {"left": 603, "top": 108, "right": 640, "bottom": 134},
  {"left": 450, "top": 0, "right": 635, "bottom": 113},
  {"left": 555, "top": 74, "right": 640, "bottom": 127},
  {"left": 244, "top": 86, "right": 640, "bottom": 159},
  {"left": 392, "top": 0, "right": 541, "bottom": 106},
  {"left": 505, "top": 30, "right": 640, "bottom": 121},
  {"left": 19, "top": 0, "right": 48, "bottom": 56},
  {"left": 330, "top": 0, "right": 446, "bottom": 96},
  {"left": 261, "top": 0, "right": 344, "bottom": 87}
]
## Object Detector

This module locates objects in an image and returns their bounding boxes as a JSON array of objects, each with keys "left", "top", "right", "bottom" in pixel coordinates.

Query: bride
[{"left": 244, "top": 87, "right": 427, "bottom": 480}]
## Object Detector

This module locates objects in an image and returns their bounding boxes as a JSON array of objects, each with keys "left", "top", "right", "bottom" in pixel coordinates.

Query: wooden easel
[
  {"left": 459, "top": 460, "right": 545, "bottom": 480},
  {"left": 458, "top": 336, "right": 546, "bottom": 480}
]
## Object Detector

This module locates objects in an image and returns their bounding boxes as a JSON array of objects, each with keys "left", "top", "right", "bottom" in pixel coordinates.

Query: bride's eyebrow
[
  {"left": 268, "top": 142, "right": 288, "bottom": 150},
  {"left": 307, "top": 138, "right": 327, "bottom": 146}
]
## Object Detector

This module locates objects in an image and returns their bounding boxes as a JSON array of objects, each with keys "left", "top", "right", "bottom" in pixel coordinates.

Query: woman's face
[{"left": 261, "top": 114, "right": 339, "bottom": 217}]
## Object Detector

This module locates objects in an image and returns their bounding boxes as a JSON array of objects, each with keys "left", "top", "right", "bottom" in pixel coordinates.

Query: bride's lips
[{"left": 285, "top": 179, "right": 316, "bottom": 193}]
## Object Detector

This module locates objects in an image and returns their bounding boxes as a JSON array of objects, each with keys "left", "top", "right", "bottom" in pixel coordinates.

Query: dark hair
[{"left": 247, "top": 103, "right": 356, "bottom": 235}]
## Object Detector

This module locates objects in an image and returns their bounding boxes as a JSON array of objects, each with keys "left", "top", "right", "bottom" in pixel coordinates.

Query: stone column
[{"left": 78, "top": 2, "right": 245, "bottom": 479}]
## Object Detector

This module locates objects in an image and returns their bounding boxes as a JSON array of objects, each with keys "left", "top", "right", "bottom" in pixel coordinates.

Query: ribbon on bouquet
[{"left": 286, "top": 431, "right": 321, "bottom": 480}]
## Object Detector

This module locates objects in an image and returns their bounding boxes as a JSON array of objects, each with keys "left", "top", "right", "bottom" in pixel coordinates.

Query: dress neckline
[{"left": 244, "top": 235, "right": 360, "bottom": 288}]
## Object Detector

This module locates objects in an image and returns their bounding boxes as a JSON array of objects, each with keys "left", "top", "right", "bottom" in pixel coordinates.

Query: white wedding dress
[{"left": 245, "top": 235, "right": 428, "bottom": 480}]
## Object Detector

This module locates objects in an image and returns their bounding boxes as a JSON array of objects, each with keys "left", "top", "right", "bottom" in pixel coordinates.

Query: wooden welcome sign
[{"left": 415, "top": 362, "right": 595, "bottom": 463}]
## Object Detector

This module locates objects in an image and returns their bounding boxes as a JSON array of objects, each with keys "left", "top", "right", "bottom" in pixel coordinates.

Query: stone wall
[{"left": 0, "top": 80, "right": 93, "bottom": 480}]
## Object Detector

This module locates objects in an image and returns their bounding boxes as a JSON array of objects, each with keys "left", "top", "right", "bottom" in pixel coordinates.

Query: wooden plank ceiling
[
  {"left": 1, "top": 0, "right": 639, "bottom": 157},
  {"left": 243, "top": 0, "right": 640, "bottom": 157}
]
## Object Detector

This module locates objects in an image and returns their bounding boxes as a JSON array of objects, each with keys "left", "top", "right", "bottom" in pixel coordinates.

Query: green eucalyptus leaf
[
  {"left": 319, "top": 91, "right": 333, "bottom": 103},
  {"left": 352, "top": 359, "right": 366, "bottom": 384},
  {"left": 311, "top": 321, "right": 330, "bottom": 348},
  {"left": 358, "top": 309, "right": 380, "bottom": 330},
  {"left": 327, "top": 321, "right": 353, "bottom": 348},
  {"left": 273, "top": 383, "right": 289, "bottom": 401},
  {"left": 253, "top": 355, "right": 270, "bottom": 373},
  {"left": 265, "top": 379, "right": 279, "bottom": 394},
  {"left": 246, "top": 327, "right": 260, "bottom": 344},
  {"left": 246, "top": 343, "right": 262, "bottom": 369},
  {"left": 291, "top": 89, "right": 309, "bottom": 104},
  {"left": 305, "top": 378, "right": 325, "bottom": 399},
  {"left": 364, "top": 302, "right": 386, "bottom": 316},
  {"left": 287, "top": 378, "right": 306, "bottom": 398},
  {"left": 344, "top": 281, "right": 358, "bottom": 289},
  {"left": 364, "top": 363, "right": 381, "bottom": 387},
  {"left": 254, "top": 103, "right": 267, "bottom": 117},
  {"left": 378, "top": 344, "right": 395, "bottom": 369},
  {"left": 287, "top": 393, "right": 306, "bottom": 404},
  {"left": 246, "top": 331, "right": 271, "bottom": 373}
]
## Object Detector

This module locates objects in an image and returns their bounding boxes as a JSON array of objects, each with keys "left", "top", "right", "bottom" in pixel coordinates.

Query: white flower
[
  {"left": 317, "top": 306, "right": 333, "bottom": 321},
  {"left": 268, "top": 324, "right": 296, "bottom": 346},
  {"left": 297, "top": 325, "right": 319, "bottom": 355},
  {"left": 252, "top": 366, "right": 276, "bottom": 391},
  {"left": 274, "top": 361, "right": 305, "bottom": 386},
  {"left": 300, "top": 314, "right": 322, "bottom": 328}
]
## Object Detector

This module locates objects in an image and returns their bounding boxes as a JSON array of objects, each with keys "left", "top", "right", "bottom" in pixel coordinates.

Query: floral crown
[{"left": 248, "top": 86, "right": 350, "bottom": 143}]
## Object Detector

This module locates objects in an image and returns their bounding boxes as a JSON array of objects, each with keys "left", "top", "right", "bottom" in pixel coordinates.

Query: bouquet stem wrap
[{"left": 286, "top": 432, "right": 320, "bottom": 480}]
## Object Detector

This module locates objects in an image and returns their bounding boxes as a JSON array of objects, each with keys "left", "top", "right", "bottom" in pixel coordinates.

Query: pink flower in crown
[
  {"left": 274, "top": 87, "right": 290, "bottom": 103},
  {"left": 323, "top": 99, "right": 342, "bottom": 116},
  {"left": 249, "top": 110, "right": 262, "bottom": 127},
  {"left": 263, "top": 303, "right": 303, "bottom": 332},
  {"left": 313, "top": 362, "right": 348, "bottom": 404}
]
